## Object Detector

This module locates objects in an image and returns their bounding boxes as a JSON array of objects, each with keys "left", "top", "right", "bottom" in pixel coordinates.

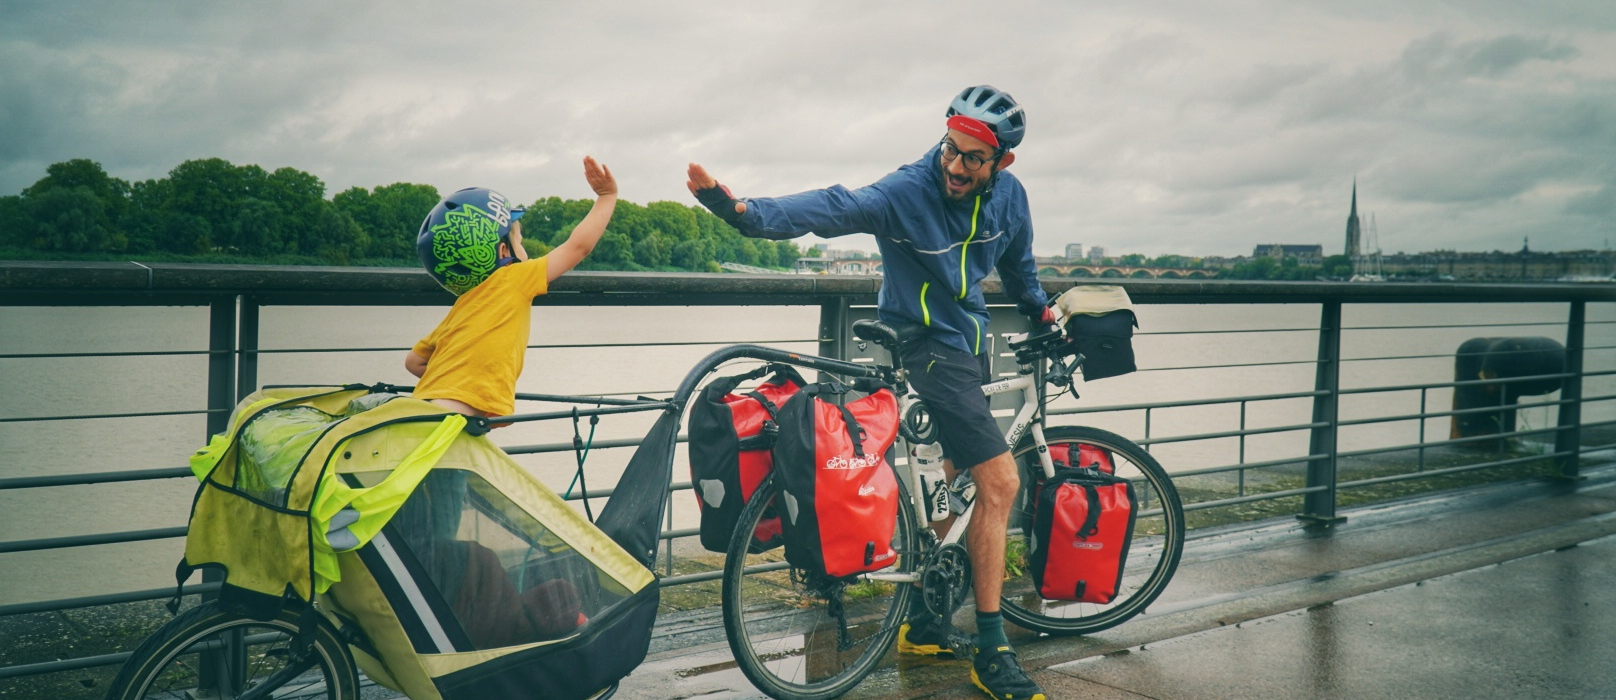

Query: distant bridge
[{"left": 1036, "top": 263, "right": 1214, "bottom": 279}]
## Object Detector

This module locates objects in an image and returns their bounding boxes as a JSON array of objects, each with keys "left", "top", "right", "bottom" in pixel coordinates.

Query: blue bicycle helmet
[
  {"left": 945, "top": 85, "right": 1027, "bottom": 152},
  {"left": 416, "top": 187, "right": 516, "bottom": 295}
]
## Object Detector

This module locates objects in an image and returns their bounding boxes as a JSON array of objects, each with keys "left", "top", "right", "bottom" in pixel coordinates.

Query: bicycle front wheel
[
  {"left": 1001, "top": 426, "right": 1185, "bottom": 635},
  {"left": 721, "top": 473, "right": 918, "bottom": 700},
  {"left": 105, "top": 600, "right": 358, "bottom": 700}
]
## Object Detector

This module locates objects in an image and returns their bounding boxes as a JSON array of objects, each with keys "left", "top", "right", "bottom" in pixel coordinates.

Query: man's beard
[{"left": 937, "top": 168, "right": 995, "bottom": 201}]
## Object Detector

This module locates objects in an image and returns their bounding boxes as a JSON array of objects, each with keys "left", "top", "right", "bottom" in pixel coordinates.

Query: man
[{"left": 687, "top": 85, "right": 1055, "bottom": 700}]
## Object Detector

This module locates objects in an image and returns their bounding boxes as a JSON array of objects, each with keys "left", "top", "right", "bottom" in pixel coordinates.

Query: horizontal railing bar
[
  {"left": 1342, "top": 348, "right": 1594, "bottom": 364},
  {"left": 0, "top": 349, "right": 214, "bottom": 360},
  {"left": 1137, "top": 358, "right": 1319, "bottom": 373},
  {"left": 514, "top": 393, "right": 678, "bottom": 408},
  {"left": 0, "top": 408, "right": 220, "bottom": 424},
  {"left": 1050, "top": 390, "right": 1327, "bottom": 416},
  {"left": 660, "top": 527, "right": 698, "bottom": 541},
  {"left": 558, "top": 479, "right": 694, "bottom": 502},
  {"left": 1337, "top": 371, "right": 1589, "bottom": 397},
  {"left": 1340, "top": 320, "right": 1575, "bottom": 331},
  {"left": 1135, "top": 421, "right": 1328, "bottom": 447},
  {"left": 494, "top": 403, "right": 675, "bottom": 425},
  {"left": 1134, "top": 327, "right": 1319, "bottom": 336},
  {"left": 1339, "top": 452, "right": 1571, "bottom": 489},
  {"left": 1169, "top": 454, "right": 1331, "bottom": 479},
  {"left": 1183, "top": 486, "right": 1328, "bottom": 512},
  {"left": 0, "top": 467, "right": 193, "bottom": 490},
  {"left": 0, "top": 527, "right": 187, "bottom": 554},
  {"left": 1334, "top": 398, "right": 1570, "bottom": 429},
  {"left": 254, "top": 337, "right": 818, "bottom": 355},
  {"left": 0, "top": 583, "right": 220, "bottom": 618},
  {"left": 1336, "top": 427, "right": 1564, "bottom": 459},
  {"left": 0, "top": 650, "right": 132, "bottom": 679},
  {"left": 656, "top": 557, "right": 802, "bottom": 587}
]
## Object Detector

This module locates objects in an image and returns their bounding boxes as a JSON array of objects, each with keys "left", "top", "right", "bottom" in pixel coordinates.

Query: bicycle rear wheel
[
  {"left": 105, "top": 600, "right": 358, "bottom": 700},
  {"left": 721, "top": 474, "right": 918, "bottom": 700},
  {"left": 1000, "top": 426, "right": 1184, "bottom": 635}
]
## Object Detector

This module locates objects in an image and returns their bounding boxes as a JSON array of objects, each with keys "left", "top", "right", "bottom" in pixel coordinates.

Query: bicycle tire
[
  {"left": 105, "top": 600, "right": 358, "bottom": 700},
  {"left": 721, "top": 473, "right": 918, "bottom": 700},
  {"left": 999, "top": 425, "right": 1184, "bottom": 635}
]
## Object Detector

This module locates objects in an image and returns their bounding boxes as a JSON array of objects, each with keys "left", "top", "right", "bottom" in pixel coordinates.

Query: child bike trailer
[{"left": 177, "top": 385, "right": 665, "bottom": 700}]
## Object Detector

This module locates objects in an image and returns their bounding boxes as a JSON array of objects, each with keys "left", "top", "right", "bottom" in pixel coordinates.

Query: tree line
[{"left": 0, "top": 158, "right": 801, "bottom": 272}]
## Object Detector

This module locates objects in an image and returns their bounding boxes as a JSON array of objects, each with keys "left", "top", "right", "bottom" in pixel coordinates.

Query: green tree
[
  {"left": 633, "top": 231, "right": 671, "bottom": 268},
  {"left": 334, "top": 182, "right": 439, "bottom": 260},
  {"left": 0, "top": 195, "right": 26, "bottom": 248},
  {"left": 28, "top": 186, "right": 113, "bottom": 252},
  {"left": 1120, "top": 253, "right": 1147, "bottom": 266},
  {"left": 1321, "top": 254, "right": 1352, "bottom": 279}
]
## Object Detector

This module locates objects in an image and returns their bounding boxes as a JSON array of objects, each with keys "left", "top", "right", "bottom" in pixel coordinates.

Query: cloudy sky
[{"left": 3, "top": 0, "right": 1613, "bottom": 257}]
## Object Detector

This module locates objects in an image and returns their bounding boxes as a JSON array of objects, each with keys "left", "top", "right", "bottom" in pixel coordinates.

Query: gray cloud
[{"left": 1, "top": 0, "right": 1613, "bottom": 258}]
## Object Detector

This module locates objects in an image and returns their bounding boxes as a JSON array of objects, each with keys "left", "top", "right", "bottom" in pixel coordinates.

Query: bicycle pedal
[{"left": 945, "top": 631, "right": 976, "bottom": 659}]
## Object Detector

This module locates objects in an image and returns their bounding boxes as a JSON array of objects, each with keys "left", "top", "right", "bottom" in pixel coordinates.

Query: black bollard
[{"left": 1450, "top": 337, "right": 1565, "bottom": 447}]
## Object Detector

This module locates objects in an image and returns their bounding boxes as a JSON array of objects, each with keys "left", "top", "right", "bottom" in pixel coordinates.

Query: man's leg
[
  {"left": 965, "top": 450, "right": 1048, "bottom": 700},
  {"left": 964, "top": 450, "right": 1018, "bottom": 614}
]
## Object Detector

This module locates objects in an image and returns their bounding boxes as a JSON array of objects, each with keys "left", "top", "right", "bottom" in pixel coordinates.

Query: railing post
[
  {"left": 207, "top": 296, "right": 237, "bottom": 438},
  {"left": 1301, "top": 301, "right": 1345, "bottom": 527},
  {"left": 818, "top": 297, "right": 851, "bottom": 362},
  {"left": 1555, "top": 301, "right": 1585, "bottom": 478},
  {"left": 201, "top": 295, "right": 241, "bottom": 693},
  {"left": 237, "top": 296, "right": 259, "bottom": 402}
]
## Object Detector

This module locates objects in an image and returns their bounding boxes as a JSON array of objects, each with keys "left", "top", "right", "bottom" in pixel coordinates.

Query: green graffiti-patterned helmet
[{"left": 416, "top": 187, "right": 516, "bottom": 295}]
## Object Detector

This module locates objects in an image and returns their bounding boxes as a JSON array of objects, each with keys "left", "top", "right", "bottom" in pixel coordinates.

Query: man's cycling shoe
[
  {"left": 971, "top": 646, "right": 1047, "bottom": 700},
  {"left": 897, "top": 616, "right": 969, "bottom": 659}
]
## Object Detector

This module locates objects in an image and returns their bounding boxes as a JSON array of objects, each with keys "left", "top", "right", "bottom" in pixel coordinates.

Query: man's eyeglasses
[{"left": 940, "top": 139, "right": 994, "bottom": 172}]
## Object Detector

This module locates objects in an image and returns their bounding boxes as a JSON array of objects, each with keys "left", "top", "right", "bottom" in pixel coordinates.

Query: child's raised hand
[{"left": 583, "top": 156, "right": 617, "bottom": 198}]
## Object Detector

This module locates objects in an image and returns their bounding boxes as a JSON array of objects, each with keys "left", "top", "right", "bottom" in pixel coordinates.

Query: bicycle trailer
[{"left": 178, "top": 384, "right": 667, "bottom": 700}]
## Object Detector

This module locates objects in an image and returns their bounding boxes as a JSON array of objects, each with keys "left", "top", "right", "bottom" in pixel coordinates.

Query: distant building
[
  {"left": 1253, "top": 244, "right": 1324, "bottom": 265},
  {"left": 1065, "top": 243, "right": 1085, "bottom": 260},
  {"left": 1344, "top": 180, "right": 1361, "bottom": 259},
  {"left": 1087, "top": 246, "right": 1106, "bottom": 262}
]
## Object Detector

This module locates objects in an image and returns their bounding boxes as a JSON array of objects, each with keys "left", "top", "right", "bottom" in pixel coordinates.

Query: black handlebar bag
[
  {"left": 688, "top": 364, "right": 806, "bottom": 553},
  {"left": 1066, "top": 310, "right": 1139, "bottom": 381},
  {"left": 1054, "top": 285, "right": 1140, "bottom": 382},
  {"left": 772, "top": 383, "right": 901, "bottom": 579},
  {"left": 1029, "top": 468, "right": 1137, "bottom": 603}
]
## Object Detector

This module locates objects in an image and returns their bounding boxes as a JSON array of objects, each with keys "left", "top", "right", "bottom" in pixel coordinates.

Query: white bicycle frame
[{"left": 864, "top": 364, "right": 1059, "bottom": 584}]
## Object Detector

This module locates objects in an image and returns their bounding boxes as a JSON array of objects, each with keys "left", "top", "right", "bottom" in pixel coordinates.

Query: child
[{"left": 406, "top": 156, "right": 617, "bottom": 419}]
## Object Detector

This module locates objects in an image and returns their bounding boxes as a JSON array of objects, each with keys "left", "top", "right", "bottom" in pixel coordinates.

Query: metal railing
[{"left": 1, "top": 260, "right": 1612, "bottom": 685}]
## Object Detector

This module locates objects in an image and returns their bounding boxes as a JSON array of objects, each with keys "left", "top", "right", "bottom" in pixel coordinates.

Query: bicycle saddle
[{"left": 852, "top": 319, "right": 900, "bottom": 349}]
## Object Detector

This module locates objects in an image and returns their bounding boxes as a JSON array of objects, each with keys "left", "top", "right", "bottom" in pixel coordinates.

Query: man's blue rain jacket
[{"left": 733, "top": 144, "right": 1049, "bottom": 356}]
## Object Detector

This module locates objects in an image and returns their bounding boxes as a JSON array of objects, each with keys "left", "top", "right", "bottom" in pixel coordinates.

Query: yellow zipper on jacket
[{"left": 958, "top": 195, "right": 981, "bottom": 300}]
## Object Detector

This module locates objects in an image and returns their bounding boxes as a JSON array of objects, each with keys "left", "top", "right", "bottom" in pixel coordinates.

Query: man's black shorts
[{"left": 898, "top": 336, "right": 1006, "bottom": 470}]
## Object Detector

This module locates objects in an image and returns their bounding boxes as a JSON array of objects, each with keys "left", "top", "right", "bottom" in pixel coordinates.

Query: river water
[{"left": 1, "top": 299, "right": 1609, "bottom": 606}]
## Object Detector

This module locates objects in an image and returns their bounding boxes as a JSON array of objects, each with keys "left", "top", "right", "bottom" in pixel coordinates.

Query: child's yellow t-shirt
[{"left": 411, "top": 257, "right": 549, "bottom": 416}]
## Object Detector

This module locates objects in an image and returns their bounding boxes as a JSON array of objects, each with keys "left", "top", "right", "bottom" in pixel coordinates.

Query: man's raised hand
[{"left": 686, "top": 163, "right": 747, "bottom": 222}]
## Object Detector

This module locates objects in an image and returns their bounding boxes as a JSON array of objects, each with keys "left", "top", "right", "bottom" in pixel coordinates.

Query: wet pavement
[{"left": 606, "top": 465, "right": 1616, "bottom": 700}]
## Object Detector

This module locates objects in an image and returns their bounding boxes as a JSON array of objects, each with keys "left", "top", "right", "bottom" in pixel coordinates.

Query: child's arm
[
  {"left": 404, "top": 351, "right": 429, "bottom": 378},
  {"left": 546, "top": 156, "right": 618, "bottom": 282}
]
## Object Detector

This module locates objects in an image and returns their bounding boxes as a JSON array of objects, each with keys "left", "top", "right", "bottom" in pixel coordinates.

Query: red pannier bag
[
  {"left": 1030, "top": 468, "right": 1137, "bottom": 603},
  {"left": 688, "top": 364, "right": 806, "bottom": 553},
  {"left": 773, "top": 383, "right": 900, "bottom": 579},
  {"left": 1048, "top": 442, "right": 1115, "bottom": 474}
]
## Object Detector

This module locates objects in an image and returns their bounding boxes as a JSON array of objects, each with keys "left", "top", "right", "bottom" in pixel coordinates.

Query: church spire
[{"left": 1344, "top": 179, "right": 1361, "bottom": 260}]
